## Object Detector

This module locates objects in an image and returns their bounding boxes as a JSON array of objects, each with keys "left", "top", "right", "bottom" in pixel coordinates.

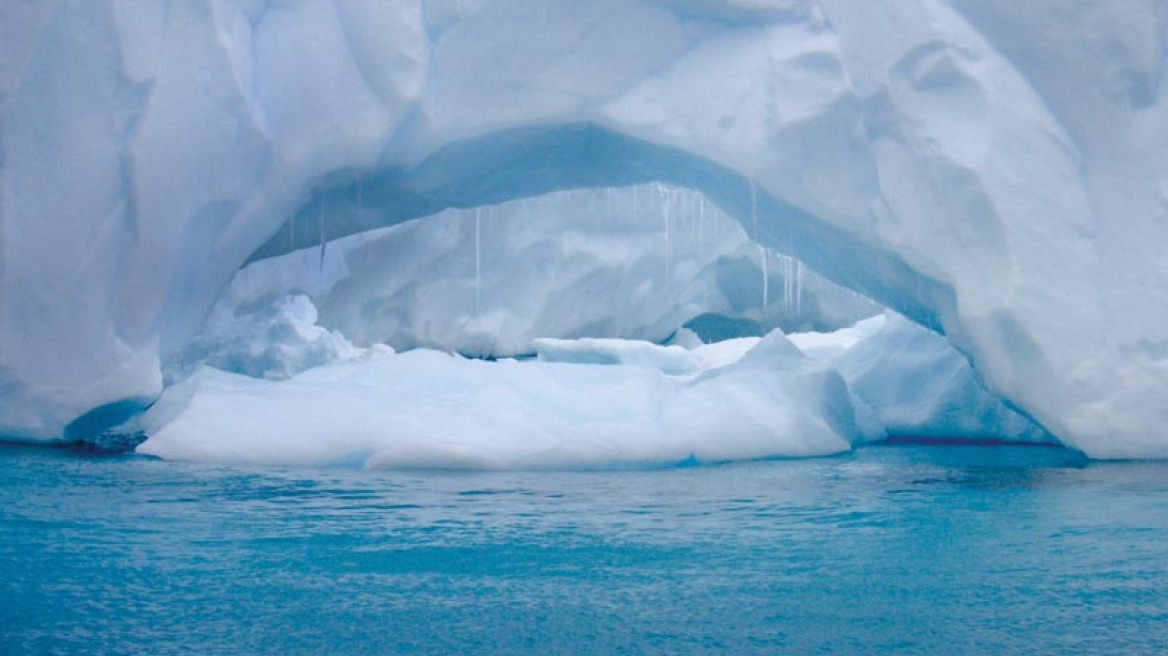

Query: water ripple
[{"left": 1, "top": 443, "right": 1166, "bottom": 655}]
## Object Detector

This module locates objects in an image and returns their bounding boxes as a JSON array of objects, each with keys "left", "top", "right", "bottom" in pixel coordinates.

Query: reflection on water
[{"left": 1, "top": 443, "right": 1166, "bottom": 655}]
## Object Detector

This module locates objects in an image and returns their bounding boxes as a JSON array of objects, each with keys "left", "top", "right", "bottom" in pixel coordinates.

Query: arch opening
[
  {"left": 142, "top": 157, "right": 1056, "bottom": 468},
  {"left": 248, "top": 124, "right": 954, "bottom": 336}
]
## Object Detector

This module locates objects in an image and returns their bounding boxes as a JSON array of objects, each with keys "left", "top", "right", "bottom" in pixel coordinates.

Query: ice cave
[{"left": 2, "top": 0, "right": 1167, "bottom": 462}]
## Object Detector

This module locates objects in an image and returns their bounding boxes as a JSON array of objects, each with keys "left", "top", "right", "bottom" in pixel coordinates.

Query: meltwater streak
[{"left": 1, "top": 444, "right": 1166, "bottom": 655}]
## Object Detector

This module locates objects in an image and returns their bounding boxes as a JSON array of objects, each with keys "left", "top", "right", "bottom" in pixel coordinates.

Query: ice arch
[
  {"left": 208, "top": 182, "right": 880, "bottom": 364},
  {"left": 1, "top": 0, "right": 1166, "bottom": 457},
  {"left": 249, "top": 124, "right": 948, "bottom": 330}
]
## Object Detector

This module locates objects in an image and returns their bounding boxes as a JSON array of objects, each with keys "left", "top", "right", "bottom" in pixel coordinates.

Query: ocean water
[{"left": 2, "top": 443, "right": 1166, "bottom": 655}]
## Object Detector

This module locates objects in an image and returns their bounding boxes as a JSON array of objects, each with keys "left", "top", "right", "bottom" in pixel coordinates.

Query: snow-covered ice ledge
[
  {"left": 137, "top": 311, "right": 1053, "bottom": 470},
  {"left": 139, "top": 330, "right": 865, "bottom": 469},
  {"left": 2, "top": 1, "right": 1167, "bottom": 457}
]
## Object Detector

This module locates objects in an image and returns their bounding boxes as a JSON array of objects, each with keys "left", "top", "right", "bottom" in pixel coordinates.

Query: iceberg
[
  {"left": 139, "top": 309, "right": 1051, "bottom": 468},
  {"left": 140, "top": 330, "right": 864, "bottom": 468},
  {"left": 2, "top": 1, "right": 1167, "bottom": 457}
]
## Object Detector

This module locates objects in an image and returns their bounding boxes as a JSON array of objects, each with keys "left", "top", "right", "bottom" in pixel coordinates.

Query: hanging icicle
[
  {"left": 356, "top": 172, "right": 364, "bottom": 215},
  {"left": 761, "top": 246, "right": 769, "bottom": 310},
  {"left": 663, "top": 187, "right": 672, "bottom": 285},
  {"left": 697, "top": 193, "right": 704, "bottom": 258},
  {"left": 749, "top": 180, "right": 759, "bottom": 242},
  {"left": 795, "top": 261, "right": 804, "bottom": 316},
  {"left": 318, "top": 196, "right": 327, "bottom": 271},
  {"left": 474, "top": 207, "right": 482, "bottom": 315},
  {"left": 784, "top": 256, "right": 794, "bottom": 313}
]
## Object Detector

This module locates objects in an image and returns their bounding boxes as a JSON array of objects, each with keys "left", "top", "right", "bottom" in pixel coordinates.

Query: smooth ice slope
[
  {"left": 208, "top": 184, "right": 875, "bottom": 359},
  {"left": 140, "top": 330, "right": 861, "bottom": 468},
  {"left": 3, "top": 1, "right": 1168, "bottom": 456}
]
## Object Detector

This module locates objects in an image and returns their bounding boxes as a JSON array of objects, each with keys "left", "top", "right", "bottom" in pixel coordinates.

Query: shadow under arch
[{"left": 247, "top": 123, "right": 954, "bottom": 335}]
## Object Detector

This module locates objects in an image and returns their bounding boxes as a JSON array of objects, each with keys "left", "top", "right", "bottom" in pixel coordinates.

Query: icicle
[
  {"left": 318, "top": 196, "right": 327, "bottom": 271},
  {"left": 697, "top": 194, "right": 706, "bottom": 258},
  {"left": 780, "top": 256, "right": 786, "bottom": 312},
  {"left": 697, "top": 193, "right": 704, "bottom": 258},
  {"left": 795, "top": 261, "right": 803, "bottom": 316},
  {"left": 749, "top": 180, "right": 758, "bottom": 241},
  {"left": 687, "top": 191, "right": 697, "bottom": 254},
  {"left": 474, "top": 207, "right": 482, "bottom": 314},
  {"left": 664, "top": 189, "right": 672, "bottom": 284},
  {"left": 787, "top": 258, "right": 795, "bottom": 313},
  {"left": 780, "top": 255, "right": 788, "bottom": 312},
  {"left": 761, "top": 246, "right": 769, "bottom": 309}
]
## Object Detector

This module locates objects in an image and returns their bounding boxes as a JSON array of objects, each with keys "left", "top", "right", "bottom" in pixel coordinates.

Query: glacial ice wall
[{"left": 2, "top": 0, "right": 1167, "bottom": 456}]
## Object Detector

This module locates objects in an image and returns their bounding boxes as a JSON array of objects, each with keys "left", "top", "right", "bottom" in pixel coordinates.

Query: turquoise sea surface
[{"left": 2, "top": 443, "right": 1166, "bottom": 655}]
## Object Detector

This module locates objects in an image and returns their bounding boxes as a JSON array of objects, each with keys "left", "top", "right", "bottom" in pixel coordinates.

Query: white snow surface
[
  {"left": 138, "top": 313, "right": 1046, "bottom": 469},
  {"left": 3, "top": 0, "right": 1168, "bottom": 457},
  {"left": 140, "top": 330, "right": 862, "bottom": 469},
  {"left": 533, "top": 336, "right": 761, "bottom": 377},
  {"left": 788, "top": 315, "right": 886, "bottom": 362}
]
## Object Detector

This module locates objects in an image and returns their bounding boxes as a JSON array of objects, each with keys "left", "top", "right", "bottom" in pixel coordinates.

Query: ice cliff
[{"left": 2, "top": 0, "right": 1167, "bottom": 457}]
